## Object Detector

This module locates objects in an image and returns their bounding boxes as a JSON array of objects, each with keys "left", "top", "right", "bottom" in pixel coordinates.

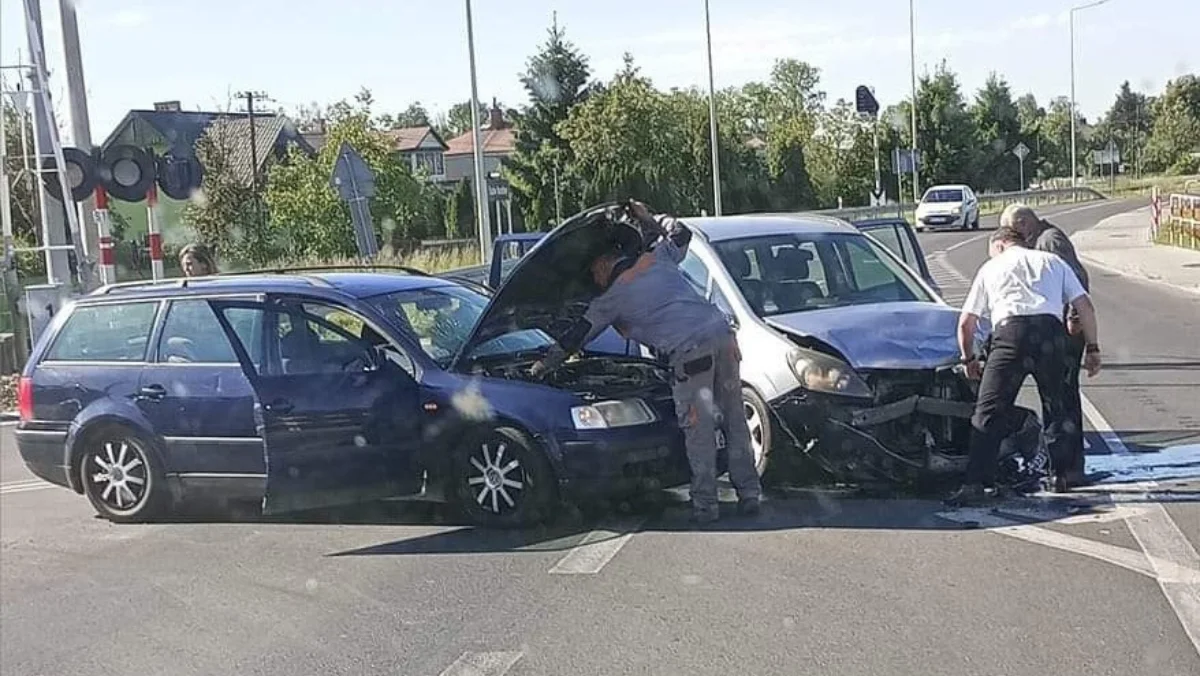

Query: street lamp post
[
  {"left": 908, "top": 0, "right": 919, "bottom": 204},
  {"left": 704, "top": 0, "right": 722, "bottom": 216},
  {"left": 464, "top": 0, "right": 491, "bottom": 262},
  {"left": 1069, "top": 0, "right": 1112, "bottom": 188}
]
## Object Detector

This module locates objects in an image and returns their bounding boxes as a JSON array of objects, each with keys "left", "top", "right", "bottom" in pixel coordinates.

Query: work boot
[
  {"left": 736, "top": 497, "right": 761, "bottom": 517},
  {"left": 944, "top": 484, "right": 997, "bottom": 508}
]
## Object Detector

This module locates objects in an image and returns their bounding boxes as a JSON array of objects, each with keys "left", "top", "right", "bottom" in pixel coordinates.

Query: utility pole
[
  {"left": 464, "top": 0, "right": 491, "bottom": 262},
  {"left": 58, "top": 0, "right": 98, "bottom": 288},
  {"left": 236, "top": 90, "right": 270, "bottom": 230},
  {"left": 1069, "top": 0, "right": 1112, "bottom": 189},
  {"left": 703, "top": 0, "right": 722, "bottom": 216},
  {"left": 908, "top": 0, "right": 920, "bottom": 204}
]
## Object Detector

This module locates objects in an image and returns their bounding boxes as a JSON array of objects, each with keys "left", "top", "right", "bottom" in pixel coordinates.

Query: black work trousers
[
  {"left": 1060, "top": 331, "right": 1087, "bottom": 477},
  {"left": 966, "top": 314, "right": 1068, "bottom": 486}
]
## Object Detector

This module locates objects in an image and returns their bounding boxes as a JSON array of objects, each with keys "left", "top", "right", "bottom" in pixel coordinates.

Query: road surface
[{"left": 2, "top": 200, "right": 1198, "bottom": 676}]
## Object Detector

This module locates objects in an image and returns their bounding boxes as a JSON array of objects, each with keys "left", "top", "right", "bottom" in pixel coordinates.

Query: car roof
[
  {"left": 924, "top": 184, "right": 969, "bottom": 191},
  {"left": 84, "top": 271, "right": 459, "bottom": 303},
  {"left": 683, "top": 214, "right": 860, "bottom": 243}
]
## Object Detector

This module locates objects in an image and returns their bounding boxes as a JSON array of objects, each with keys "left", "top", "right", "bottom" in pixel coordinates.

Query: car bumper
[
  {"left": 548, "top": 424, "right": 691, "bottom": 497},
  {"left": 14, "top": 427, "right": 72, "bottom": 489},
  {"left": 768, "top": 388, "right": 974, "bottom": 484},
  {"left": 918, "top": 214, "right": 966, "bottom": 229}
]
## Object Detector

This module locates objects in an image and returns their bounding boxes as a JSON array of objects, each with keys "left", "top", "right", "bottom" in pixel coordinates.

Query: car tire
[
  {"left": 451, "top": 426, "right": 557, "bottom": 529},
  {"left": 972, "top": 212, "right": 980, "bottom": 230},
  {"left": 742, "top": 387, "right": 774, "bottom": 477},
  {"left": 77, "top": 425, "right": 168, "bottom": 523}
]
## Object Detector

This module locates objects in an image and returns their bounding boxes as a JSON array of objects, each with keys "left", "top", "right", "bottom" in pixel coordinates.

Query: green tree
[
  {"left": 438, "top": 101, "right": 488, "bottom": 139},
  {"left": 970, "top": 73, "right": 1022, "bottom": 191},
  {"left": 184, "top": 117, "right": 272, "bottom": 265},
  {"left": 905, "top": 62, "right": 978, "bottom": 189},
  {"left": 1097, "top": 82, "right": 1153, "bottom": 176},
  {"left": 379, "top": 102, "right": 432, "bottom": 129},
  {"left": 1144, "top": 74, "right": 1200, "bottom": 174},
  {"left": 505, "top": 18, "right": 593, "bottom": 229},
  {"left": 264, "top": 90, "right": 437, "bottom": 260},
  {"left": 806, "top": 99, "right": 876, "bottom": 207},
  {"left": 1015, "top": 93, "right": 1050, "bottom": 181},
  {"left": 765, "top": 118, "right": 817, "bottom": 210},
  {"left": 1040, "top": 96, "right": 1088, "bottom": 181},
  {"left": 2, "top": 101, "right": 46, "bottom": 279}
]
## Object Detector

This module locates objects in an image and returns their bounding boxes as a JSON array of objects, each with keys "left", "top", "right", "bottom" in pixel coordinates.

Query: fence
[{"left": 1156, "top": 192, "right": 1200, "bottom": 250}]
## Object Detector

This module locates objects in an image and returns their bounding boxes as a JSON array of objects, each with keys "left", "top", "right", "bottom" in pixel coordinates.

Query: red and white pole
[
  {"left": 146, "top": 185, "right": 164, "bottom": 280},
  {"left": 92, "top": 186, "right": 117, "bottom": 285}
]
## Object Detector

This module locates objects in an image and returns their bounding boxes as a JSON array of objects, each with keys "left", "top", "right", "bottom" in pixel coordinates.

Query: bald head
[{"left": 1000, "top": 203, "right": 1042, "bottom": 240}]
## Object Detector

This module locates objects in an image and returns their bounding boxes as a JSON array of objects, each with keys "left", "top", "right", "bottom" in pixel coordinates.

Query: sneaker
[
  {"left": 944, "top": 484, "right": 997, "bottom": 508},
  {"left": 689, "top": 509, "right": 720, "bottom": 526},
  {"left": 736, "top": 497, "right": 761, "bottom": 517}
]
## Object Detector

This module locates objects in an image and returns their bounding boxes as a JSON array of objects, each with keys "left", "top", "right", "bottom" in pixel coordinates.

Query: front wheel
[
  {"left": 451, "top": 426, "right": 557, "bottom": 528},
  {"left": 742, "top": 387, "right": 773, "bottom": 477},
  {"left": 971, "top": 212, "right": 980, "bottom": 230},
  {"left": 79, "top": 427, "right": 168, "bottom": 523}
]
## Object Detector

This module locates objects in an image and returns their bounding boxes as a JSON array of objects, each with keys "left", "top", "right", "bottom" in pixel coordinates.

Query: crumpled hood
[
  {"left": 451, "top": 203, "right": 644, "bottom": 370},
  {"left": 765, "top": 302, "right": 963, "bottom": 370}
]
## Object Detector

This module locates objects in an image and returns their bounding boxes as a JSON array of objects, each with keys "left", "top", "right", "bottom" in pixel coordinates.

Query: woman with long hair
[{"left": 178, "top": 243, "right": 217, "bottom": 277}]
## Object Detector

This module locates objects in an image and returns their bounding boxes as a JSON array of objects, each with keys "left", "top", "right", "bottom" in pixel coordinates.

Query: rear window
[{"left": 46, "top": 302, "right": 159, "bottom": 362}]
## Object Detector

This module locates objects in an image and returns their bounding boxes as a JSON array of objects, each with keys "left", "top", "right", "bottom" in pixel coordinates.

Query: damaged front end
[{"left": 770, "top": 342, "right": 1045, "bottom": 489}]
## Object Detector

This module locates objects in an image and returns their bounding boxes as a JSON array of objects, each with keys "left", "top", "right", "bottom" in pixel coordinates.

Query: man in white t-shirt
[{"left": 947, "top": 226, "right": 1102, "bottom": 506}]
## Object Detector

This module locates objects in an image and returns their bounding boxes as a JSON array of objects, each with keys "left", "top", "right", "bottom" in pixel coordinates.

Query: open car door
[{"left": 210, "top": 296, "right": 424, "bottom": 515}]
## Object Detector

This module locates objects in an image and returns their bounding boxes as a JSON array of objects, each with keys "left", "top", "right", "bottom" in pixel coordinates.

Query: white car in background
[{"left": 914, "top": 184, "right": 979, "bottom": 231}]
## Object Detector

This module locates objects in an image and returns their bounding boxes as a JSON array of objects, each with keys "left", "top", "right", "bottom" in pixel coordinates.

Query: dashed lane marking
[
  {"left": 549, "top": 518, "right": 645, "bottom": 575},
  {"left": 437, "top": 651, "right": 523, "bottom": 676}
]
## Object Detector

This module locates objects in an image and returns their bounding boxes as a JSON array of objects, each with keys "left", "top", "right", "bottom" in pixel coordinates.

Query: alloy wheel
[
  {"left": 466, "top": 441, "right": 526, "bottom": 514},
  {"left": 745, "top": 401, "right": 765, "bottom": 467},
  {"left": 87, "top": 440, "right": 149, "bottom": 513}
]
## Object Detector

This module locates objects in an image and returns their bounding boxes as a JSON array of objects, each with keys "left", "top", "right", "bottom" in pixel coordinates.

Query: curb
[
  {"left": 1078, "top": 253, "right": 1200, "bottom": 297},
  {"left": 0, "top": 411, "right": 17, "bottom": 423}
]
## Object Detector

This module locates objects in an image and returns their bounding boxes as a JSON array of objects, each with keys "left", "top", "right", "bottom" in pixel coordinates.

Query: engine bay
[{"left": 479, "top": 355, "right": 671, "bottom": 400}]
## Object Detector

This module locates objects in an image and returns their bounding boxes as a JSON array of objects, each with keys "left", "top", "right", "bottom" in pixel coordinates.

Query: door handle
[
  {"left": 264, "top": 399, "right": 294, "bottom": 414},
  {"left": 136, "top": 384, "right": 166, "bottom": 401}
]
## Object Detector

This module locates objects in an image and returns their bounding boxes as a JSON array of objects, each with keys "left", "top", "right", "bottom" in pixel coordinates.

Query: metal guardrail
[{"left": 808, "top": 186, "right": 1108, "bottom": 223}]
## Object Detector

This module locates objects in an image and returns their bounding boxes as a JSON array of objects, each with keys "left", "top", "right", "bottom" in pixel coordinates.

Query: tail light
[{"left": 17, "top": 376, "right": 33, "bottom": 422}]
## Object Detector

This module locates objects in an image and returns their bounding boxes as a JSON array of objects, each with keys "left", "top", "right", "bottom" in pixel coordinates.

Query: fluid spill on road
[{"left": 1087, "top": 444, "right": 1200, "bottom": 484}]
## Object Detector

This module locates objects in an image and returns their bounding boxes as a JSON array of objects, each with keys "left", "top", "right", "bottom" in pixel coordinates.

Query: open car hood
[
  {"left": 765, "top": 302, "right": 963, "bottom": 370},
  {"left": 451, "top": 203, "right": 644, "bottom": 370}
]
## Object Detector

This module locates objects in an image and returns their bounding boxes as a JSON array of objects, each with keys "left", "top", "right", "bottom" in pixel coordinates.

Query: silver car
[{"left": 674, "top": 215, "right": 994, "bottom": 486}]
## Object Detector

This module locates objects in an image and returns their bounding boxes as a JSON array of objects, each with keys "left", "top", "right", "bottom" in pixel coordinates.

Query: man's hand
[
  {"left": 529, "top": 360, "right": 549, "bottom": 379},
  {"left": 964, "top": 358, "right": 983, "bottom": 381},
  {"left": 1083, "top": 351, "right": 1101, "bottom": 377},
  {"left": 627, "top": 200, "right": 652, "bottom": 224}
]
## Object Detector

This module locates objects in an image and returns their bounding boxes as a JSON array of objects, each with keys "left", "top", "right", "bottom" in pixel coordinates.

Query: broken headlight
[
  {"left": 571, "top": 398, "right": 658, "bottom": 429},
  {"left": 788, "top": 349, "right": 872, "bottom": 398}
]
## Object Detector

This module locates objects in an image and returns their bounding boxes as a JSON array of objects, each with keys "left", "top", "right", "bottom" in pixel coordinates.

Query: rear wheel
[
  {"left": 78, "top": 427, "right": 168, "bottom": 523},
  {"left": 452, "top": 426, "right": 557, "bottom": 528},
  {"left": 972, "top": 212, "right": 980, "bottom": 230}
]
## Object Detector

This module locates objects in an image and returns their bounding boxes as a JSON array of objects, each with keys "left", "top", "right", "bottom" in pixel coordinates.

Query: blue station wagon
[{"left": 15, "top": 253, "right": 691, "bottom": 527}]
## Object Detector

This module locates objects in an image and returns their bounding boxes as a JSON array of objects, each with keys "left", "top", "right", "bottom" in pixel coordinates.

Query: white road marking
[
  {"left": 549, "top": 519, "right": 645, "bottom": 575},
  {"left": 1083, "top": 404, "right": 1200, "bottom": 656},
  {"left": 438, "top": 651, "right": 523, "bottom": 676},
  {"left": 0, "top": 479, "right": 55, "bottom": 495},
  {"left": 1081, "top": 394, "right": 1131, "bottom": 455}
]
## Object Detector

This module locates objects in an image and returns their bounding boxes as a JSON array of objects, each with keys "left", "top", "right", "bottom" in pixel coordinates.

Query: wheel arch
[{"left": 66, "top": 415, "right": 165, "bottom": 494}]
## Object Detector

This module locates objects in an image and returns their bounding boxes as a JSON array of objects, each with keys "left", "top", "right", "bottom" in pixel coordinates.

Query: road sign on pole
[
  {"left": 331, "top": 142, "right": 379, "bottom": 259},
  {"left": 1013, "top": 142, "right": 1030, "bottom": 190}
]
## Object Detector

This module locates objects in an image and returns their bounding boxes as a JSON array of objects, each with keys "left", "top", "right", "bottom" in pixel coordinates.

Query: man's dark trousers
[
  {"left": 966, "top": 315, "right": 1069, "bottom": 485},
  {"left": 1060, "top": 331, "right": 1087, "bottom": 477}
]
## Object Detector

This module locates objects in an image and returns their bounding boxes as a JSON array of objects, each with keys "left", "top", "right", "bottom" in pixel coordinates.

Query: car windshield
[
  {"left": 365, "top": 285, "right": 552, "bottom": 366},
  {"left": 923, "top": 188, "right": 965, "bottom": 203},
  {"left": 711, "top": 232, "right": 934, "bottom": 317}
]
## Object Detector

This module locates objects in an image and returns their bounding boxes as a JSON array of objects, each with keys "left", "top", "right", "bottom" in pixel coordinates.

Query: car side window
[
  {"left": 158, "top": 300, "right": 241, "bottom": 364},
  {"left": 679, "top": 250, "right": 710, "bottom": 295},
  {"left": 896, "top": 226, "right": 918, "bottom": 264},
  {"left": 278, "top": 302, "right": 416, "bottom": 378},
  {"left": 46, "top": 302, "right": 158, "bottom": 362},
  {"left": 864, "top": 226, "right": 907, "bottom": 265}
]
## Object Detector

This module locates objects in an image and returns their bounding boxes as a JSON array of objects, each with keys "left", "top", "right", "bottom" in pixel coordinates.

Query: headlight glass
[
  {"left": 788, "top": 349, "right": 873, "bottom": 398},
  {"left": 571, "top": 399, "right": 658, "bottom": 429},
  {"left": 951, "top": 206, "right": 962, "bottom": 214}
]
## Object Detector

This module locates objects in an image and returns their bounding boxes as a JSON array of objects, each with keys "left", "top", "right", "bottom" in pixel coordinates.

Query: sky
[{"left": 0, "top": 0, "right": 1195, "bottom": 146}]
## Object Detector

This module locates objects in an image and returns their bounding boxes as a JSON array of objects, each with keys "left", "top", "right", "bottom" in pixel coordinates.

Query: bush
[{"left": 1, "top": 373, "right": 16, "bottom": 414}]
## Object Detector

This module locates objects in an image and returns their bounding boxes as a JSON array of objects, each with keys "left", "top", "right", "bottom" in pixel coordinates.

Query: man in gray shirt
[
  {"left": 531, "top": 201, "right": 761, "bottom": 523},
  {"left": 1000, "top": 203, "right": 1092, "bottom": 489}
]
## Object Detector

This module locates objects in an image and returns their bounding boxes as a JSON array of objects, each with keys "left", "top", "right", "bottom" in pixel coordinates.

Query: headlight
[
  {"left": 788, "top": 349, "right": 872, "bottom": 398},
  {"left": 951, "top": 206, "right": 962, "bottom": 214},
  {"left": 571, "top": 399, "right": 658, "bottom": 429}
]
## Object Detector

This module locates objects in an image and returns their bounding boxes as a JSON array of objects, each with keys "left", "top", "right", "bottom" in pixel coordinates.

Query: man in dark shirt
[{"left": 1000, "top": 203, "right": 1093, "bottom": 490}]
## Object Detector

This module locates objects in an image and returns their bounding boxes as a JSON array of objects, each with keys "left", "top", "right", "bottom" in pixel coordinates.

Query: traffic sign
[
  {"left": 855, "top": 85, "right": 879, "bottom": 117},
  {"left": 892, "top": 148, "right": 922, "bottom": 174},
  {"left": 869, "top": 189, "right": 886, "bottom": 206},
  {"left": 331, "top": 143, "right": 379, "bottom": 258},
  {"left": 1012, "top": 142, "right": 1030, "bottom": 161}
]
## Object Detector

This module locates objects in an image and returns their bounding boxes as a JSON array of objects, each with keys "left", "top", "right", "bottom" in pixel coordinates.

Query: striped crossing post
[
  {"left": 146, "top": 185, "right": 164, "bottom": 280},
  {"left": 92, "top": 186, "right": 117, "bottom": 284}
]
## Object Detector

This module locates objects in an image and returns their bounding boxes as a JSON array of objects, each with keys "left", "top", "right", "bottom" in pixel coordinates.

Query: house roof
[
  {"left": 444, "top": 127, "right": 517, "bottom": 157},
  {"left": 199, "top": 116, "right": 314, "bottom": 185},
  {"left": 384, "top": 126, "right": 447, "bottom": 152},
  {"left": 101, "top": 109, "right": 242, "bottom": 155}
]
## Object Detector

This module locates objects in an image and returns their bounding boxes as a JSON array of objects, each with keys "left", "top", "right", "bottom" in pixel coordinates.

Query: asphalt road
[{"left": 2, "top": 199, "right": 1199, "bottom": 676}]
